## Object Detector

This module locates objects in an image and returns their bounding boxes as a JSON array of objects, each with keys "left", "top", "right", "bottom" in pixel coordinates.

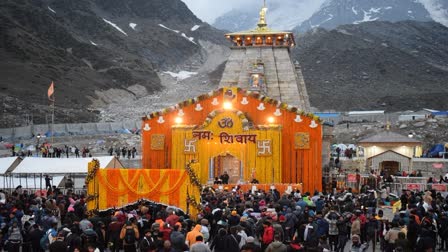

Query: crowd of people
[
  {"left": 11, "top": 144, "right": 87, "bottom": 158},
  {"left": 1, "top": 183, "right": 448, "bottom": 252},
  {"left": 108, "top": 146, "right": 138, "bottom": 160},
  {"left": 9, "top": 143, "right": 139, "bottom": 160}
]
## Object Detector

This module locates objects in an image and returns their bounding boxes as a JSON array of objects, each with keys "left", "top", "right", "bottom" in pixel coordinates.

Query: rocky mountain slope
[
  {"left": 0, "top": 0, "right": 227, "bottom": 127},
  {"left": 295, "top": 20, "right": 448, "bottom": 112}
]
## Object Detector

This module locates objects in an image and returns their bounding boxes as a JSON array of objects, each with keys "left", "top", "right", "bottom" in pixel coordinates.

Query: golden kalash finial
[{"left": 257, "top": 0, "right": 268, "bottom": 30}]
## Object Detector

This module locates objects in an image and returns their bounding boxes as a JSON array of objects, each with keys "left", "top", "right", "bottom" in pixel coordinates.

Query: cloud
[
  {"left": 181, "top": 0, "right": 261, "bottom": 23},
  {"left": 418, "top": 0, "right": 448, "bottom": 26}
]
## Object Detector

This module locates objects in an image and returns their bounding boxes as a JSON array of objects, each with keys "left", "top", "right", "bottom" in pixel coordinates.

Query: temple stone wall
[{"left": 219, "top": 47, "right": 310, "bottom": 111}]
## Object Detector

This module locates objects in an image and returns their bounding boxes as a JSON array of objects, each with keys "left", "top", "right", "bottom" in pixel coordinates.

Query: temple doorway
[
  {"left": 214, "top": 154, "right": 242, "bottom": 184},
  {"left": 381, "top": 161, "right": 400, "bottom": 176}
]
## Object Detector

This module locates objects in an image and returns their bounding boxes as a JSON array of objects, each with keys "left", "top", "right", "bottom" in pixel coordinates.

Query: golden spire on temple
[{"left": 257, "top": 0, "right": 268, "bottom": 31}]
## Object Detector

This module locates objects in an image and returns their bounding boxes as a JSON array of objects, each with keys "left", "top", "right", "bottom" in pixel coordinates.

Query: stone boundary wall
[{"left": 0, "top": 121, "right": 141, "bottom": 140}]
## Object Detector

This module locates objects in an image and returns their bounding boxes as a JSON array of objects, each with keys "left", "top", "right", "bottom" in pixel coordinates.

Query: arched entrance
[
  {"left": 213, "top": 153, "right": 242, "bottom": 184},
  {"left": 381, "top": 161, "right": 400, "bottom": 176}
]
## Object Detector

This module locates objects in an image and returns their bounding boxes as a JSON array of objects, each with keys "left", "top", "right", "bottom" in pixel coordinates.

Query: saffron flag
[{"left": 48, "top": 82, "right": 54, "bottom": 101}]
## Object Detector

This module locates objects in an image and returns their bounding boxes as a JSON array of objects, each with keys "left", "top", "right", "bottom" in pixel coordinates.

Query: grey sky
[{"left": 181, "top": 0, "right": 261, "bottom": 23}]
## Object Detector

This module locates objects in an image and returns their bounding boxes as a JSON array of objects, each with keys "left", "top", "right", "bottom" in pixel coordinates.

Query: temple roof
[
  {"left": 225, "top": 29, "right": 293, "bottom": 36},
  {"left": 358, "top": 131, "right": 421, "bottom": 144}
]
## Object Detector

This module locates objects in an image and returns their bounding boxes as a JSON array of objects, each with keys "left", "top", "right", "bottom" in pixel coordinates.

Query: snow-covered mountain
[
  {"left": 212, "top": 0, "right": 448, "bottom": 33},
  {"left": 419, "top": 0, "right": 448, "bottom": 27},
  {"left": 213, "top": 0, "right": 325, "bottom": 31},
  {"left": 295, "top": 0, "right": 439, "bottom": 32}
]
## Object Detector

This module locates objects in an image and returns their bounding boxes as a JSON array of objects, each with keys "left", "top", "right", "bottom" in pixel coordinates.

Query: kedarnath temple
[{"left": 86, "top": 2, "right": 324, "bottom": 214}]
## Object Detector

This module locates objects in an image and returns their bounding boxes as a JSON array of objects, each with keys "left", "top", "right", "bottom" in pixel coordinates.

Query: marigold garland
[
  {"left": 85, "top": 193, "right": 98, "bottom": 203},
  {"left": 141, "top": 88, "right": 323, "bottom": 124},
  {"left": 85, "top": 159, "right": 100, "bottom": 185},
  {"left": 186, "top": 160, "right": 203, "bottom": 191}
]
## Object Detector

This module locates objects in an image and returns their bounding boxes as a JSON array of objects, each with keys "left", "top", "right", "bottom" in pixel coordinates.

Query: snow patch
[
  {"left": 158, "top": 24, "right": 180, "bottom": 33},
  {"left": 418, "top": 0, "right": 448, "bottom": 27},
  {"left": 385, "top": 6, "right": 393, "bottom": 10},
  {"left": 48, "top": 6, "right": 56, "bottom": 14},
  {"left": 191, "top": 25, "right": 200, "bottom": 31},
  {"left": 163, "top": 71, "right": 198, "bottom": 80},
  {"left": 352, "top": 7, "right": 358, "bottom": 15},
  {"left": 381, "top": 43, "right": 389, "bottom": 47},
  {"left": 181, "top": 33, "right": 197, "bottom": 45},
  {"left": 354, "top": 8, "right": 381, "bottom": 24},
  {"left": 158, "top": 24, "right": 197, "bottom": 45},
  {"left": 103, "top": 18, "right": 128, "bottom": 36},
  {"left": 90, "top": 41, "right": 98, "bottom": 46},
  {"left": 337, "top": 29, "right": 353, "bottom": 36},
  {"left": 129, "top": 23, "right": 137, "bottom": 30}
]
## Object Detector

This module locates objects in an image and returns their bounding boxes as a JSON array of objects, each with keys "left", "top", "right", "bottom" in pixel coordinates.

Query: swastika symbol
[
  {"left": 184, "top": 139, "right": 198, "bottom": 154},
  {"left": 257, "top": 140, "right": 272, "bottom": 156}
]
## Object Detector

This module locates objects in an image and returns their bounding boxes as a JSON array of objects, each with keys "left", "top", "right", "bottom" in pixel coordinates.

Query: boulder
[{"left": 413, "top": 121, "right": 426, "bottom": 127}]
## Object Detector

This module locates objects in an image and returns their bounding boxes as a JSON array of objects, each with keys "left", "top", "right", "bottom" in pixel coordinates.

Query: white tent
[
  {"left": 0, "top": 157, "right": 21, "bottom": 175},
  {"left": 0, "top": 175, "right": 64, "bottom": 189},
  {"left": 11, "top": 156, "right": 123, "bottom": 174}
]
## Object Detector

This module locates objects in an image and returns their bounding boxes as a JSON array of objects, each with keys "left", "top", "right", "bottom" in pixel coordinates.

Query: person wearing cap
[{"left": 228, "top": 210, "right": 240, "bottom": 227}]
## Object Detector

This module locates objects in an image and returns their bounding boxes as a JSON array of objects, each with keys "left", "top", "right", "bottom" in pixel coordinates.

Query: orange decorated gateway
[{"left": 141, "top": 87, "right": 322, "bottom": 193}]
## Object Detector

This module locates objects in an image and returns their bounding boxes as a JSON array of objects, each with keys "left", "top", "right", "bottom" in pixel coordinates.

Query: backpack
[
  {"left": 124, "top": 228, "right": 136, "bottom": 244},
  {"left": 40, "top": 229, "right": 52, "bottom": 250}
]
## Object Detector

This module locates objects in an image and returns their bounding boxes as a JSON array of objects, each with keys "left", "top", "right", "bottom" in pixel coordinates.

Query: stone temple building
[{"left": 218, "top": 2, "right": 310, "bottom": 112}]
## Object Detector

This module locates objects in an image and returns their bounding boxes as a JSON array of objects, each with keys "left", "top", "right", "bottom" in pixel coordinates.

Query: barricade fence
[
  {"left": 0, "top": 120, "right": 141, "bottom": 140},
  {"left": 328, "top": 173, "right": 439, "bottom": 195}
]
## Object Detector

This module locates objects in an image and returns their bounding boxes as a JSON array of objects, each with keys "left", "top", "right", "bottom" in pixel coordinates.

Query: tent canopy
[
  {"left": 12, "top": 156, "right": 122, "bottom": 174},
  {"left": 0, "top": 157, "right": 21, "bottom": 175}
]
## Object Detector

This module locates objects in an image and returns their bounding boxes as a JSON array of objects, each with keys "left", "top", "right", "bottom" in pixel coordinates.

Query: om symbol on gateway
[{"left": 218, "top": 118, "right": 234, "bottom": 128}]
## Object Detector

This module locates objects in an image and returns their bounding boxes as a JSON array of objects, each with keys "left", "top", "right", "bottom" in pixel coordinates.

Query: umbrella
[
  {"left": 337, "top": 144, "right": 348, "bottom": 150},
  {"left": 3, "top": 143, "right": 13, "bottom": 148},
  {"left": 347, "top": 144, "right": 356, "bottom": 149},
  {"left": 26, "top": 145, "right": 36, "bottom": 151}
]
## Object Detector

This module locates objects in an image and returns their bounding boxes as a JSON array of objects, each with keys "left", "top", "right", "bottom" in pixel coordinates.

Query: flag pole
[
  {"left": 51, "top": 96, "right": 55, "bottom": 144},
  {"left": 48, "top": 81, "right": 55, "bottom": 145}
]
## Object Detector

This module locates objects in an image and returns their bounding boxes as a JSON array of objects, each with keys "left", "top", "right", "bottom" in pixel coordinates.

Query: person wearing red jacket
[{"left": 262, "top": 221, "right": 274, "bottom": 251}]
